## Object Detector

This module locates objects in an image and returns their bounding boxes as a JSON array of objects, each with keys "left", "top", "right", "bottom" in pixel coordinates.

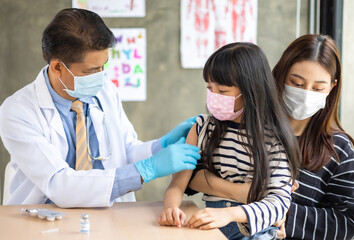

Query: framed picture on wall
[
  {"left": 180, "top": 0, "right": 258, "bottom": 68},
  {"left": 105, "top": 28, "right": 147, "bottom": 102},
  {"left": 72, "top": 0, "right": 145, "bottom": 18}
]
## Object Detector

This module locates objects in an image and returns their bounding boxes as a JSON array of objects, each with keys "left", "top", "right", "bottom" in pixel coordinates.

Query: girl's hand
[
  {"left": 158, "top": 207, "right": 186, "bottom": 228},
  {"left": 187, "top": 207, "right": 234, "bottom": 230},
  {"left": 291, "top": 180, "right": 299, "bottom": 193},
  {"left": 274, "top": 216, "right": 286, "bottom": 239}
]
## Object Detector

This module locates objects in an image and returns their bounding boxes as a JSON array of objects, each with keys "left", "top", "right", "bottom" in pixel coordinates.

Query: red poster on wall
[{"left": 181, "top": 0, "right": 258, "bottom": 68}]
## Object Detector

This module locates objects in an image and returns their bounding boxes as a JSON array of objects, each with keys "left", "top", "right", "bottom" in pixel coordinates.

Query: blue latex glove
[
  {"left": 160, "top": 116, "right": 197, "bottom": 148},
  {"left": 135, "top": 137, "right": 201, "bottom": 183}
]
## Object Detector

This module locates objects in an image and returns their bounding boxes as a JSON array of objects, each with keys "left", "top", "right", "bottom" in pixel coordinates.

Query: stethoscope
[{"left": 85, "top": 97, "right": 112, "bottom": 161}]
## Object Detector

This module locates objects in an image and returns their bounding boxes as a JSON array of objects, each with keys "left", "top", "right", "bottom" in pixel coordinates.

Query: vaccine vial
[{"left": 80, "top": 213, "right": 90, "bottom": 234}]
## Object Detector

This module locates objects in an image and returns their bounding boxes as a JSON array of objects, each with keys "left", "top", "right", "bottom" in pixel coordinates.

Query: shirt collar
[{"left": 43, "top": 66, "right": 94, "bottom": 115}]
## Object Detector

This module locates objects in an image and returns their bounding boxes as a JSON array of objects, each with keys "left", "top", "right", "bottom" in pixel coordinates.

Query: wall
[
  {"left": 0, "top": 0, "right": 308, "bottom": 204},
  {"left": 341, "top": 0, "right": 354, "bottom": 137}
]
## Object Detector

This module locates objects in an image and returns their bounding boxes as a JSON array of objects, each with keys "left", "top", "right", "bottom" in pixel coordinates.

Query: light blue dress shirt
[{"left": 43, "top": 67, "right": 162, "bottom": 203}]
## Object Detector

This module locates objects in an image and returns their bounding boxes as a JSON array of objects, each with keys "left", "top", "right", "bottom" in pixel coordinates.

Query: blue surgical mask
[{"left": 58, "top": 61, "right": 105, "bottom": 98}]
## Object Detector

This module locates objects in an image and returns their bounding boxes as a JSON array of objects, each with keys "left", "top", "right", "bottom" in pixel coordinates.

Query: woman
[
  {"left": 186, "top": 34, "right": 354, "bottom": 240},
  {"left": 272, "top": 34, "right": 354, "bottom": 239}
]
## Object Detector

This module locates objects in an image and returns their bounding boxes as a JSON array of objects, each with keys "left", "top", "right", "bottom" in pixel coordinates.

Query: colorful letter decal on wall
[{"left": 105, "top": 28, "right": 147, "bottom": 101}]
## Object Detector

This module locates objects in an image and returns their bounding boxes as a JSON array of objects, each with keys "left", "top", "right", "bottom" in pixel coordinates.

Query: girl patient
[{"left": 159, "top": 42, "right": 300, "bottom": 240}]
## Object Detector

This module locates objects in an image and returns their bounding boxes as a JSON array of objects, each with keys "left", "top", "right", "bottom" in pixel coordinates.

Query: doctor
[{"left": 0, "top": 8, "right": 200, "bottom": 208}]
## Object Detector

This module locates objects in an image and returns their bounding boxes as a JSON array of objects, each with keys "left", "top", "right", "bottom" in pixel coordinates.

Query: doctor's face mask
[{"left": 58, "top": 61, "right": 105, "bottom": 99}]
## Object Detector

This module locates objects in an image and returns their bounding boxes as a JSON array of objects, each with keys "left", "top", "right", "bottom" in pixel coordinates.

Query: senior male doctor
[{"left": 0, "top": 8, "right": 200, "bottom": 208}]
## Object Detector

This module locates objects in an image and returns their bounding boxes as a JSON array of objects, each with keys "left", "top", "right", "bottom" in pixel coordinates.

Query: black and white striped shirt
[
  {"left": 196, "top": 114, "right": 293, "bottom": 237},
  {"left": 285, "top": 134, "right": 354, "bottom": 240}
]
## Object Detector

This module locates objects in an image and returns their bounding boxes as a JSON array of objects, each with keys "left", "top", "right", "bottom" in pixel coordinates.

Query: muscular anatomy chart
[{"left": 181, "top": 0, "right": 257, "bottom": 68}]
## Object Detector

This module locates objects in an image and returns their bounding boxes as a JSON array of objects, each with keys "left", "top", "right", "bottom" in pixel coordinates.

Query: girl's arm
[
  {"left": 188, "top": 169, "right": 250, "bottom": 204},
  {"left": 158, "top": 123, "right": 198, "bottom": 227},
  {"left": 187, "top": 150, "right": 292, "bottom": 234},
  {"left": 159, "top": 169, "right": 193, "bottom": 227},
  {"left": 191, "top": 141, "right": 293, "bottom": 236}
]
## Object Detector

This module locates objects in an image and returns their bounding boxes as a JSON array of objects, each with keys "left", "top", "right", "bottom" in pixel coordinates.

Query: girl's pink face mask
[{"left": 206, "top": 89, "right": 243, "bottom": 121}]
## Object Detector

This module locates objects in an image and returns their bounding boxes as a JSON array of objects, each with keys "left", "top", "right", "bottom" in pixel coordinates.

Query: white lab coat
[{"left": 0, "top": 66, "right": 154, "bottom": 208}]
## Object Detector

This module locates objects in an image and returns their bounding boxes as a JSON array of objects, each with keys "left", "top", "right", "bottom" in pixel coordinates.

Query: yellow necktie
[{"left": 71, "top": 100, "right": 92, "bottom": 170}]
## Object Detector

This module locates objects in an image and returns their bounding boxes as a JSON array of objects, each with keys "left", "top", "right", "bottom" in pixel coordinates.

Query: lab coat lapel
[
  {"left": 89, "top": 101, "right": 109, "bottom": 159},
  {"left": 34, "top": 67, "right": 67, "bottom": 142}
]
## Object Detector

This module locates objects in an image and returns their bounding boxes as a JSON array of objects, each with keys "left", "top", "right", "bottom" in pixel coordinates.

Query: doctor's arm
[
  {"left": 111, "top": 78, "right": 197, "bottom": 163},
  {"left": 108, "top": 82, "right": 200, "bottom": 201},
  {"left": 0, "top": 103, "right": 198, "bottom": 208},
  {"left": 0, "top": 100, "right": 120, "bottom": 208}
]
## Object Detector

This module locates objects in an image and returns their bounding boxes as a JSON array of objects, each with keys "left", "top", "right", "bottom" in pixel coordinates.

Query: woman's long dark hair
[
  {"left": 273, "top": 34, "right": 354, "bottom": 172},
  {"left": 203, "top": 42, "right": 300, "bottom": 203}
]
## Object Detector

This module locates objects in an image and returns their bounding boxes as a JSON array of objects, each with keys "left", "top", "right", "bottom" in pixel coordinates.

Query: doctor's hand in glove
[
  {"left": 134, "top": 137, "right": 201, "bottom": 183},
  {"left": 160, "top": 116, "right": 198, "bottom": 148}
]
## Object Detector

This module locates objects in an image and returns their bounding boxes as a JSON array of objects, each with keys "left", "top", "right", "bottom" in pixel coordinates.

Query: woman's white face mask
[
  {"left": 283, "top": 85, "right": 328, "bottom": 120},
  {"left": 283, "top": 60, "right": 335, "bottom": 120}
]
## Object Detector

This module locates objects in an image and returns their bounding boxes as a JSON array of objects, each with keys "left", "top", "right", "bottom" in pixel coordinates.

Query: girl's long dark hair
[
  {"left": 273, "top": 34, "right": 354, "bottom": 171},
  {"left": 203, "top": 42, "right": 300, "bottom": 203}
]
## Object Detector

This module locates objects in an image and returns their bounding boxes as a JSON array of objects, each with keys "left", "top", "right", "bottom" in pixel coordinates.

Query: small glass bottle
[{"left": 80, "top": 213, "right": 90, "bottom": 234}]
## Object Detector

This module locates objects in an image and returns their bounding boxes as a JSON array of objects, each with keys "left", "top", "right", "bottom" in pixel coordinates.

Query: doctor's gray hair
[{"left": 42, "top": 8, "right": 116, "bottom": 66}]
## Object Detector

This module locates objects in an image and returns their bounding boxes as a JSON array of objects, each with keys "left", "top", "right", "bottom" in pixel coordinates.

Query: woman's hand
[
  {"left": 187, "top": 206, "right": 247, "bottom": 230},
  {"left": 291, "top": 180, "right": 299, "bottom": 192},
  {"left": 276, "top": 222, "right": 286, "bottom": 239},
  {"left": 274, "top": 216, "right": 286, "bottom": 239},
  {"left": 187, "top": 207, "right": 234, "bottom": 229},
  {"left": 274, "top": 180, "right": 299, "bottom": 239},
  {"left": 158, "top": 207, "right": 186, "bottom": 228}
]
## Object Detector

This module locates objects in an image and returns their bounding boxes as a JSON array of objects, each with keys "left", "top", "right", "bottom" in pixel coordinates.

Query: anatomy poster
[
  {"left": 72, "top": 0, "right": 145, "bottom": 17},
  {"left": 105, "top": 28, "right": 146, "bottom": 101},
  {"left": 181, "top": 0, "right": 257, "bottom": 68}
]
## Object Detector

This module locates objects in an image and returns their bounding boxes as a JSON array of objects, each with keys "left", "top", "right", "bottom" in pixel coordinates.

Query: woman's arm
[
  {"left": 188, "top": 169, "right": 250, "bottom": 204},
  {"left": 235, "top": 143, "right": 293, "bottom": 237},
  {"left": 159, "top": 124, "right": 198, "bottom": 227},
  {"left": 285, "top": 164, "right": 354, "bottom": 239},
  {"left": 285, "top": 135, "right": 354, "bottom": 240}
]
